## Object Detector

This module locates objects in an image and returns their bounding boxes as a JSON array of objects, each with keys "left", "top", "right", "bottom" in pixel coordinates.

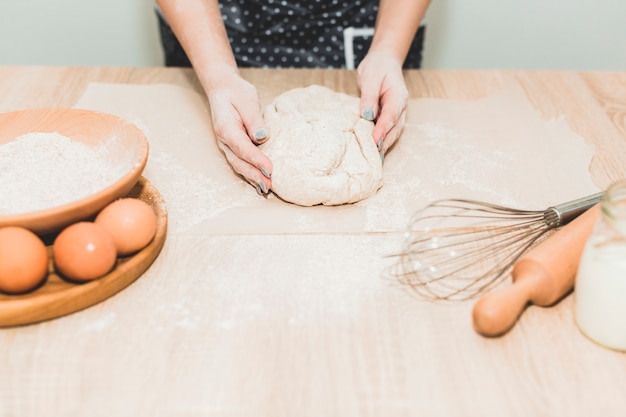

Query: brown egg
[
  {"left": 95, "top": 198, "right": 157, "bottom": 256},
  {"left": 0, "top": 226, "right": 49, "bottom": 294},
  {"left": 53, "top": 222, "right": 117, "bottom": 282}
]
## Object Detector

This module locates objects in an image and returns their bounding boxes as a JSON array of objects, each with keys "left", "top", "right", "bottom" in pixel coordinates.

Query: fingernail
[
  {"left": 258, "top": 180, "right": 268, "bottom": 194},
  {"left": 377, "top": 138, "right": 383, "bottom": 151},
  {"left": 254, "top": 128, "right": 267, "bottom": 141},
  {"left": 362, "top": 107, "right": 374, "bottom": 121},
  {"left": 380, "top": 150, "right": 385, "bottom": 163},
  {"left": 254, "top": 183, "right": 263, "bottom": 196},
  {"left": 260, "top": 166, "right": 271, "bottom": 179}
]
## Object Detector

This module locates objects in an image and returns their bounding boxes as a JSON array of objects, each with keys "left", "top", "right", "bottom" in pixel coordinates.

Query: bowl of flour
[{"left": 0, "top": 108, "right": 149, "bottom": 235}]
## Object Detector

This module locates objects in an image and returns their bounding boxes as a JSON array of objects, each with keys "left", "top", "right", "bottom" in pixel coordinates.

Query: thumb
[
  {"left": 237, "top": 93, "right": 269, "bottom": 145},
  {"left": 358, "top": 76, "right": 383, "bottom": 148},
  {"left": 359, "top": 83, "right": 380, "bottom": 124}
]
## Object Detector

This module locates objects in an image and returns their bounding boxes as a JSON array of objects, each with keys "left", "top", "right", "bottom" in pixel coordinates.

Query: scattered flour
[
  {"left": 0, "top": 132, "right": 126, "bottom": 215},
  {"left": 72, "top": 81, "right": 601, "bottom": 235},
  {"left": 82, "top": 311, "right": 118, "bottom": 332},
  {"left": 143, "top": 149, "right": 258, "bottom": 234}
]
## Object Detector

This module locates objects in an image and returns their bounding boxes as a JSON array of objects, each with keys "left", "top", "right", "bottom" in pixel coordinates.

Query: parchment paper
[{"left": 74, "top": 82, "right": 599, "bottom": 236}]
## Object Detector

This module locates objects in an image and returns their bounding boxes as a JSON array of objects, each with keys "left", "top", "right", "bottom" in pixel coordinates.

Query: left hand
[{"left": 356, "top": 50, "right": 409, "bottom": 157}]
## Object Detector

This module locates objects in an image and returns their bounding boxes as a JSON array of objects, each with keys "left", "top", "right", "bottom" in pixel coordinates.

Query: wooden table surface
[{"left": 1, "top": 66, "right": 626, "bottom": 417}]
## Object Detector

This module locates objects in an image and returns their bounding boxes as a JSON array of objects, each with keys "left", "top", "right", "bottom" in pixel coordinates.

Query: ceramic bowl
[{"left": 0, "top": 108, "right": 149, "bottom": 235}]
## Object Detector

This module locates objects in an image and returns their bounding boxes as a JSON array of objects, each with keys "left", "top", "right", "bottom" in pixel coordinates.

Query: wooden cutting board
[{"left": 0, "top": 177, "right": 167, "bottom": 327}]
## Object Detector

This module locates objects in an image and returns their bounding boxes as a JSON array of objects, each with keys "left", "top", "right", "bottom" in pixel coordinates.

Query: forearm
[
  {"left": 370, "top": 0, "right": 430, "bottom": 62},
  {"left": 156, "top": 0, "right": 238, "bottom": 89}
]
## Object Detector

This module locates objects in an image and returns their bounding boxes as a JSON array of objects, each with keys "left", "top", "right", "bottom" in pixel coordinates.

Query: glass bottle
[{"left": 575, "top": 180, "right": 626, "bottom": 351}]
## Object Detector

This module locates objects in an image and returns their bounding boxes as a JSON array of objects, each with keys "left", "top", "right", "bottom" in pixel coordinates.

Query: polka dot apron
[{"left": 157, "top": 0, "right": 424, "bottom": 69}]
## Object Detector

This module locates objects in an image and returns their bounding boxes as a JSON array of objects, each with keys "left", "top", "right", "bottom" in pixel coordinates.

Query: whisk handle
[
  {"left": 472, "top": 204, "right": 600, "bottom": 337},
  {"left": 547, "top": 192, "right": 603, "bottom": 227}
]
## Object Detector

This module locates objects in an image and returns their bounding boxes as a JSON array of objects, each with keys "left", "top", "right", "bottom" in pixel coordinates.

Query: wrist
[
  {"left": 364, "top": 44, "right": 404, "bottom": 66},
  {"left": 198, "top": 62, "right": 241, "bottom": 91}
]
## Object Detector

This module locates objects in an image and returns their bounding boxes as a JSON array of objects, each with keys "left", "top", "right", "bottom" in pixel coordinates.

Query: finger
[
  {"left": 359, "top": 83, "right": 380, "bottom": 123},
  {"left": 375, "top": 105, "right": 406, "bottom": 153},
  {"left": 236, "top": 91, "right": 269, "bottom": 145},
  {"left": 379, "top": 109, "right": 406, "bottom": 153},
  {"left": 217, "top": 124, "right": 273, "bottom": 180},
  {"left": 218, "top": 142, "right": 272, "bottom": 194}
]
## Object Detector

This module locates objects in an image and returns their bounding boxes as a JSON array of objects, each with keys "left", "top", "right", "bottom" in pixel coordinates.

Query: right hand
[
  {"left": 356, "top": 49, "right": 409, "bottom": 156},
  {"left": 206, "top": 72, "right": 273, "bottom": 194}
]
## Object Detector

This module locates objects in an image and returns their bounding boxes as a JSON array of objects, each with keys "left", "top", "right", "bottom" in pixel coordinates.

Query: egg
[
  {"left": 95, "top": 198, "right": 157, "bottom": 256},
  {"left": 52, "top": 222, "right": 117, "bottom": 282},
  {"left": 0, "top": 226, "right": 49, "bottom": 294}
]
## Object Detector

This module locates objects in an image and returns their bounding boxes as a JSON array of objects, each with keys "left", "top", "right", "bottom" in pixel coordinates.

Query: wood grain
[
  {"left": 0, "top": 67, "right": 625, "bottom": 417},
  {"left": 0, "top": 177, "right": 167, "bottom": 327}
]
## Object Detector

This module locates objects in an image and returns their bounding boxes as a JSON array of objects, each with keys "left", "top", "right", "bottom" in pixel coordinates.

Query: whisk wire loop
[{"left": 386, "top": 193, "right": 602, "bottom": 301}]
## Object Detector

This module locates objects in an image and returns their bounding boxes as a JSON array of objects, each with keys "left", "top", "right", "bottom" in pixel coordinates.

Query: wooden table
[{"left": 1, "top": 67, "right": 626, "bottom": 417}]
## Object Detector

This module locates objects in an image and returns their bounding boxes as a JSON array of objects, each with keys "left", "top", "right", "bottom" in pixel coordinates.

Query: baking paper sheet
[{"left": 74, "top": 82, "right": 599, "bottom": 236}]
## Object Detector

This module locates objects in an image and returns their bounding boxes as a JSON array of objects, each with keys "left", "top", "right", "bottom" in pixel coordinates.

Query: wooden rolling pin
[{"left": 472, "top": 204, "right": 600, "bottom": 337}]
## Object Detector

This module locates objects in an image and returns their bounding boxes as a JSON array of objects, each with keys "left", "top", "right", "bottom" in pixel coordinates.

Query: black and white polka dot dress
[{"left": 157, "top": 0, "right": 425, "bottom": 69}]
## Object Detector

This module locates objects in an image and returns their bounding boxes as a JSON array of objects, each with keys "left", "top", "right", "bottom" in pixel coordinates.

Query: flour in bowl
[{"left": 0, "top": 132, "right": 126, "bottom": 215}]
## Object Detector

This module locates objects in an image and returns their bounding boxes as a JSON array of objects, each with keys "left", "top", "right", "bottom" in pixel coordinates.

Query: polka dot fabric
[
  {"left": 221, "top": 0, "right": 377, "bottom": 68},
  {"left": 156, "top": 0, "right": 425, "bottom": 69}
]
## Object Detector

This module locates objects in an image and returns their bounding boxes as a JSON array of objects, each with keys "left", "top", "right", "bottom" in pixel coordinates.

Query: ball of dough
[{"left": 261, "top": 85, "right": 383, "bottom": 206}]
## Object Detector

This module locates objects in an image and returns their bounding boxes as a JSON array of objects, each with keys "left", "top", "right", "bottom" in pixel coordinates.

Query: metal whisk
[{"left": 385, "top": 192, "right": 603, "bottom": 301}]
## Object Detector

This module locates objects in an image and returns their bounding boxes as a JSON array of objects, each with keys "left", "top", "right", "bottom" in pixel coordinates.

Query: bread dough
[{"left": 261, "top": 85, "right": 383, "bottom": 206}]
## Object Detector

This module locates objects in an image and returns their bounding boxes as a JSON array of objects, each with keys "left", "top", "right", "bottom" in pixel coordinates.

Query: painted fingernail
[
  {"left": 260, "top": 166, "right": 271, "bottom": 179},
  {"left": 362, "top": 107, "right": 375, "bottom": 121},
  {"left": 377, "top": 138, "right": 384, "bottom": 151},
  {"left": 380, "top": 150, "right": 385, "bottom": 163},
  {"left": 254, "top": 183, "right": 263, "bottom": 196},
  {"left": 254, "top": 128, "right": 267, "bottom": 141},
  {"left": 258, "top": 180, "right": 268, "bottom": 194}
]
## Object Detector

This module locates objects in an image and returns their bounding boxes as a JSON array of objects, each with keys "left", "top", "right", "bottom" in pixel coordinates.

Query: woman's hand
[
  {"left": 206, "top": 72, "right": 273, "bottom": 195},
  {"left": 157, "top": 0, "right": 272, "bottom": 195},
  {"left": 356, "top": 50, "right": 409, "bottom": 159}
]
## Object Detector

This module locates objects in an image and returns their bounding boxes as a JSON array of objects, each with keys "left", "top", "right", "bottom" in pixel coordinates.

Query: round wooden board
[{"left": 0, "top": 177, "right": 167, "bottom": 327}]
